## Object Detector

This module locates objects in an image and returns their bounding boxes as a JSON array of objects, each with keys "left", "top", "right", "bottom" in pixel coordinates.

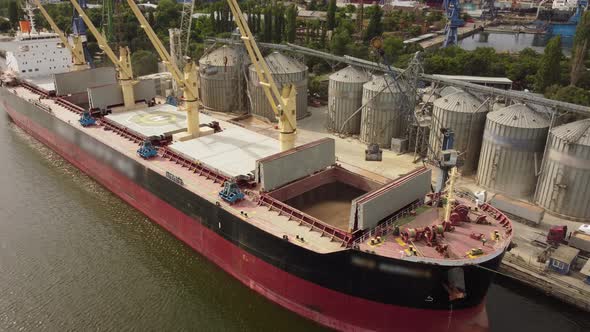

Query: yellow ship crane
[
  {"left": 31, "top": 0, "right": 88, "bottom": 71},
  {"left": 69, "top": 0, "right": 136, "bottom": 110},
  {"left": 226, "top": 0, "right": 297, "bottom": 151},
  {"left": 443, "top": 167, "right": 458, "bottom": 223},
  {"left": 126, "top": 0, "right": 297, "bottom": 149},
  {"left": 125, "top": 0, "right": 201, "bottom": 141}
]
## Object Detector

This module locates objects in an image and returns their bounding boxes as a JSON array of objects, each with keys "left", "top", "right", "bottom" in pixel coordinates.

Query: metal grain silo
[
  {"left": 359, "top": 75, "right": 408, "bottom": 148},
  {"left": 439, "top": 86, "right": 462, "bottom": 97},
  {"left": 248, "top": 52, "right": 308, "bottom": 121},
  {"left": 199, "top": 46, "right": 240, "bottom": 112},
  {"left": 327, "top": 66, "right": 370, "bottom": 135},
  {"left": 535, "top": 119, "right": 590, "bottom": 221},
  {"left": 428, "top": 90, "right": 487, "bottom": 174},
  {"left": 477, "top": 104, "right": 549, "bottom": 199}
]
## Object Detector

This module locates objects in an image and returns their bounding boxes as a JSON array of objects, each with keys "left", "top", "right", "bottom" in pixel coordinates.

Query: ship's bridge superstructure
[{"left": 6, "top": 31, "right": 72, "bottom": 79}]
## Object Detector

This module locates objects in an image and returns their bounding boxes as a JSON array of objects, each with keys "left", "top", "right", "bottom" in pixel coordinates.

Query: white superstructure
[
  {"left": 552, "top": 0, "right": 578, "bottom": 10},
  {"left": 4, "top": 2, "right": 71, "bottom": 79}
]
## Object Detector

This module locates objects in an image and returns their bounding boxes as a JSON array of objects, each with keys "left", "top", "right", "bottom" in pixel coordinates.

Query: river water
[
  {"left": 459, "top": 32, "right": 573, "bottom": 56},
  {"left": 1, "top": 107, "right": 589, "bottom": 331}
]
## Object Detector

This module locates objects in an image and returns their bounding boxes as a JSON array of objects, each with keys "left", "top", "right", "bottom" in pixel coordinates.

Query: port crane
[
  {"left": 69, "top": 0, "right": 137, "bottom": 110},
  {"left": 125, "top": 0, "right": 201, "bottom": 141},
  {"left": 225, "top": 0, "right": 297, "bottom": 151},
  {"left": 71, "top": 0, "right": 93, "bottom": 67},
  {"left": 442, "top": 0, "right": 464, "bottom": 47},
  {"left": 126, "top": 0, "right": 297, "bottom": 150},
  {"left": 29, "top": 0, "right": 88, "bottom": 71}
]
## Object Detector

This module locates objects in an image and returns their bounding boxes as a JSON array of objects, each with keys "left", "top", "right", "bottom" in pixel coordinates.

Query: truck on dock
[
  {"left": 535, "top": 225, "right": 590, "bottom": 254},
  {"left": 569, "top": 231, "right": 590, "bottom": 254}
]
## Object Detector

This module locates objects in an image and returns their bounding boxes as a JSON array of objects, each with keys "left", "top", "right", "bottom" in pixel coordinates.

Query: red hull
[{"left": 4, "top": 105, "right": 489, "bottom": 332}]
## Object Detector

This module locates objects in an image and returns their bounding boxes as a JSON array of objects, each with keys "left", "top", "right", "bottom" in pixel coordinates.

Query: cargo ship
[{"left": 0, "top": 5, "right": 513, "bottom": 332}]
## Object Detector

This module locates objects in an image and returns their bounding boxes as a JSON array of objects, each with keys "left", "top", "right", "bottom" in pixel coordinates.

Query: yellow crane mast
[
  {"left": 226, "top": 0, "right": 297, "bottom": 151},
  {"left": 126, "top": 0, "right": 297, "bottom": 149},
  {"left": 125, "top": 0, "right": 202, "bottom": 141},
  {"left": 31, "top": 0, "right": 88, "bottom": 71},
  {"left": 443, "top": 167, "right": 458, "bottom": 223},
  {"left": 69, "top": 0, "right": 137, "bottom": 110}
]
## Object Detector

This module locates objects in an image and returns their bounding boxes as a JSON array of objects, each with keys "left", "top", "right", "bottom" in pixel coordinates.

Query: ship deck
[
  {"left": 11, "top": 83, "right": 513, "bottom": 263},
  {"left": 356, "top": 196, "right": 511, "bottom": 264},
  {"left": 106, "top": 104, "right": 189, "bottom": 137}
]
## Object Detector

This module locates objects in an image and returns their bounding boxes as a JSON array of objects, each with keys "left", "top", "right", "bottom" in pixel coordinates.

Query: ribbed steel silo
[
  {"left": 359, "top": 75, "right": 409, "bottom": 148},
  {"left": 428, "top": 90, "right": 488, "bottom": 174},
  {"left": 248, "top": 52, "right": 308, "bottom": 121},
  {"left": 439, "top": 86, "right": 462, "bottom": 97},
  {"left": 327, "top": 66, "right": 370, "bottom": 135},
  {"left": 199, "top": 46, "right": 240, "bottom": 112},
  {"left": 535, "top": 119, "right": 590, "bottom": 221},
  {"left": 477, "top": 104, "right": 550, "bottom": 199}
]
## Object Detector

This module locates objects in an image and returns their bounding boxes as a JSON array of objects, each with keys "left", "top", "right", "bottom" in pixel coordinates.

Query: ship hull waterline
[{"left": 1, "top": 95, "right": 492, "bottom": 332}]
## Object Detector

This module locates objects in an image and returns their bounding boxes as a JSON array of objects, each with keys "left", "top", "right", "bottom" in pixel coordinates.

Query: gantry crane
[
  {"left": 126, "top": 0, "right": 201, "bottom": 141},
  {"left": 226, "top": 0, "right": 297, "bottom": 151},
  {"left": 30, "top": 0, "right": 88, "bottom": 71},
  {"left": 69, "top": 0, "right": 137, "bottom": 110},
  {"left": 442, "top": 0, "right": 464, "bottom": 47}
]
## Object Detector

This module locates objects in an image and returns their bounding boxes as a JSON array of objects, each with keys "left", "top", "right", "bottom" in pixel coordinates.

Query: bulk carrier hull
[{"left": 0, "top": 85, "right": 500, "bottom": 332}]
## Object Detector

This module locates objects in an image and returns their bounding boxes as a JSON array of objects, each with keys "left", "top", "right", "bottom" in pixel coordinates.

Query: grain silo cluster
[
  {"left": 428, "top": 90, "right": 487, "bottom": 174},
  {"left": 327, "top": 66, "right": 370, "bottom": 135},
  {"left": 360, "top": 75, "right": 409, "bottom": 148},
  {"left": 191, "top": 49, "right": 590, "bottom": 221},
  {"left": 198, "top": 46, "right": 242, "bottom": 113},
  {"left": 535, "top": 119, "right": 590, "bottom": 221},
  {"left": 248, "top": 52, "right": 308, "bottom": 121},
  {"left": 477, "top": 104, "right": 549, "bottom": 199}
]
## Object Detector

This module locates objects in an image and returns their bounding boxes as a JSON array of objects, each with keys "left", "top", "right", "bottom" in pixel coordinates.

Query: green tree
[
  {"left": 570, "top": 11, "right": 590, "bottom": 86},
  {"left": 545, "top": 84, "right": 590, "bottom": 106},
  {"left": 330, "top": 28, "right": 351, "bottom": 55},
  {"left": 131, "top": 50, "right": 158, "bottom": 76},
  {"left": 308, "top": 0, "right": 318, "bottom": 11},
  {"left": 382, "top": 36, "right": 404, "bottom": 64},
  {"left": 327, "top": 0, "right": 336, "bottom": 30},
  {"left": 147, "top": 10, "right": 155, "bottom": 27},
  {"left": 535, "top": 36, "right": 563, "bottom": 92},
  {"left": 273, "top": 3, "right": 285, "bottom": 43},
  {"left": 320, "top": 22, "right": 327, "bottom": 46},
  {"left": 364, "top": 4, "right": 382, "bottom": 41},
  {"left": 262, "top": 6, "right": 272, "bottom": 42},
  {"left": 0, "top": 18, "right": 9, "bottom": 32},
  {"left": 285, "top": 5, "right": 297, "bottom": 43},
  {"left": 506, "top": 48, "right": 540, "bottom": 90},
  {"left": 154, "top": 0, "right": 180, "bottom": 40},
  {"left": 8, "top": 0, "right": 18, "bottom": 29}
]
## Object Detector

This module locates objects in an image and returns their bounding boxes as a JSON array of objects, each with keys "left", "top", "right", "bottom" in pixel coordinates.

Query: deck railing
[
  {"left": 351, "top": 200, "right": 422, "bottom": 247},
  {"left": 257, "top": 194, "right": 353, "bottom": 246},
  {"left": 100, "top": 117, "right": 145, "bottom": 144},
  {"left": 54, "top": 97, "right": 84, "bottom": 114},
  {"left": 160, "top": 147, "right": 229, "bottom": 184},
  {"left": 21, "top": 82, "right": 48, "bottom": 97}
]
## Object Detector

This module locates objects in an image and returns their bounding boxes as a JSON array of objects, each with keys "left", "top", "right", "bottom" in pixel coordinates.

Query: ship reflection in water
[
  {"left": 0, "top": 113, "right": 589, "bottom": 332},
  {"left": 459, "top": 31, "right": 573, "bottom": 56}
]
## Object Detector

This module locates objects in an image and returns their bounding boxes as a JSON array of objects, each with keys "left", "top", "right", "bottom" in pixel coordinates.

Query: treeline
[{"left": 2, "top": 1, "right": 587, "bottom": 106}]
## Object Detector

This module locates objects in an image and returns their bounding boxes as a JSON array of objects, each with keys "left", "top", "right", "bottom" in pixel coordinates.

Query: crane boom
[
  {"left": 31, "top": 0, "right": 87, "bottom": 71},
  {"left": 126, "top": 0, "right": 200, "bottom": 140},
  {"left": 69, "top": 0, "right": 131, "bottom": 78},
  {"left": 69, "top": 0, "right": 136, "bottom": 109},
  {"left": 226, "top": 0, "right": 297, "bottom": 150},
  {"left": 125, "top": 0, "right": 191, "bottom": 97},
  {"left": 125, "top": 0, "right": 296, "bottom": 148}
]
